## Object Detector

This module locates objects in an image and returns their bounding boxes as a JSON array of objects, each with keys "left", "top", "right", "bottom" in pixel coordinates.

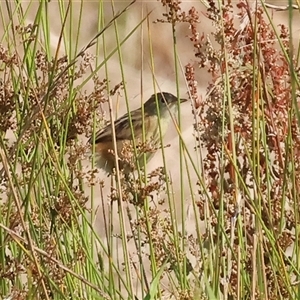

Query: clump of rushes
[
  {"left": 183, "top": 1, "right": 299, "bottom": 299},
  {"left": 0, "top": 21, "right": 121, "bottom": 297}
]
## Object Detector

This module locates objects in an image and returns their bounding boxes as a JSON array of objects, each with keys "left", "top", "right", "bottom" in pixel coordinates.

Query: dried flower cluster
[{"left": 183, "top": 1, "right": 300, "bottom": 299}]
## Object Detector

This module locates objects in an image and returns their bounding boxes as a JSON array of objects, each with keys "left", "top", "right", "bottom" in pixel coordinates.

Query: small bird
[{"left": 89, "top": 92, "right": 187, "bottom": 173}]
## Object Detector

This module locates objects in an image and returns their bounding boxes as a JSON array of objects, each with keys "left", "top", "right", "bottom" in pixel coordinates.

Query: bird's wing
[{"left": 90, "top": 108, "right": 155, "bottom": 144}]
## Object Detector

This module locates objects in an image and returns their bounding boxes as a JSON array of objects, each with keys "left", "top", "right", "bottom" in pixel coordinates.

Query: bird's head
[{"left": 143, "top": 92, "right": 187, "bottom": 116}]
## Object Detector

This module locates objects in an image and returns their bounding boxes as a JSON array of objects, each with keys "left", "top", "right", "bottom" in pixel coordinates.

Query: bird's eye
[{"left": 160, "top": 94, "right": 166, "bottom": 103}]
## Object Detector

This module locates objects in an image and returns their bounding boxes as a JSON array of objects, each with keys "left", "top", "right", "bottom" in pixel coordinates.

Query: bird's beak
[{"left": 180, "top": 98, "right": 188, "bottom": 103}]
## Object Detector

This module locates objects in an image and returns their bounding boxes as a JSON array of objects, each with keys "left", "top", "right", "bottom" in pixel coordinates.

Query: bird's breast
[{"left": 149, "top": 113, "right": 172, "bottom": 143}]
